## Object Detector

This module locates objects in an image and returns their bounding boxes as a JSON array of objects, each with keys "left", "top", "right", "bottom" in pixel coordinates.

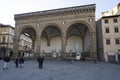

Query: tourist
[
  {"left": 14, "top": 56, "right": 19, "bottom": 68},
  {"left": 3, "top": 56, "right": 11, "bottom": 70},
  {"left": 37, "top": 55, "right": 44, "bottom": 69},
  {"left": 19, "top": 57, "right": 24, "bottom": 68}
]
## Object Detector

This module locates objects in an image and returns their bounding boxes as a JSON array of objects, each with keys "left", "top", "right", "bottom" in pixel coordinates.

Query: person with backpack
[{"left": 3, "top": 56, "right": 11, "bottom": 70}]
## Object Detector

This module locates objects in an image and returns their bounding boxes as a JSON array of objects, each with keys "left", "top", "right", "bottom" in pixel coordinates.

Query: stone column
[
  {"left": 13, "top": 36, "right": 20, "bottom": 57},
  {"left": 90, "top": 32, "right": 97, "bottom": 60},
  {"left": 61, "top": 34, "right": 66, "bottom": 59},
  {"left": 32, "top": 39, "right": 35, "bottom": 53},
  {"left": 82, "top": 38, "right": 84, "bottom": 52},
  {"left": 35, "top": 35, "right": 41, "bottom": 57}
]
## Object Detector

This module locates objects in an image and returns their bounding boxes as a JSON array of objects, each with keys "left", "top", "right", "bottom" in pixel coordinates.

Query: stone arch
[
  {"left": 17, "top": 25, "right": 37, "bottom": 37},
  {"left": 66, "top": 21, "right": 91, "bottom": 40},
  {"left": 66, "top": 20, "right": 92, "bottom": 59},
  {"left": 40, "top": 23, "right": 62, "bottom": 36},
  {"left": 41, "top": 25, "right": 61, "bottom": 43},
  {"left": 66, "top": 20, "right": 92, "bottom": 35},
  {"left": 14, "top": 25, "right": 37, "bottom": 57},
  {"left": 41, "top": 24, "right": 62, "bottom": 54}
]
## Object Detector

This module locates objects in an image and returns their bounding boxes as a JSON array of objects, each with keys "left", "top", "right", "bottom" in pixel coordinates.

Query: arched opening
[
  {"left": 41, "top": 25, "right": 61, "bottom": 58},
  {"left": 0, "top": 47, "right": 6, "bottom": 57},
  {"left": 66, "top": 23, "right": 90, "bottom": 59},
  {"left": 19, "top": 27, "right": 36, "bottom": 57}
]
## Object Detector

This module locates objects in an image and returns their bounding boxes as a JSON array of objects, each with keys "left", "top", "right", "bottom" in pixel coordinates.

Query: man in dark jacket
[
  {"left": 14, "top": 56, "right": 19, "bottom": 68},
  {"left": 3, "top": 56, "right": 10, "bottom": 70},
  {"left": 37, "top": 55, "right": 44, "bottom": 69},
  {"left": 19, "top": 57, "right": 24, "bottom": 68}
]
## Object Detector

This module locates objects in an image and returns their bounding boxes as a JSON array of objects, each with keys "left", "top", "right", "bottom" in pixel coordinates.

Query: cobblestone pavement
[{"left": 0, "top": 60, "right": 120, "bottom": 80}]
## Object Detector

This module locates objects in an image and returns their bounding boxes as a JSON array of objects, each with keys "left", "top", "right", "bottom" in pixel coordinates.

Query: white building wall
[
  {"left": 41, "top": 36, "right": 61, "bottom": 53},
  {"left": 66, "top": 36, "right": 82, "bottom": 53},
  {"left": 102, "top": 17, "right": 120, "bottom": 62}
]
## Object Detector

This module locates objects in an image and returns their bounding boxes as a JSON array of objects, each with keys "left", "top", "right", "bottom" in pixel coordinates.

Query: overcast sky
[{"left": 0, "top": 0, "right": 119, "bottom": 26}]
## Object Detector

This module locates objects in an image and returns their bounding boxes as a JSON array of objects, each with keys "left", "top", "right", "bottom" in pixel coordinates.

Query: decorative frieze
[{"left": 15, "top": 4, "right": 95, "bottom": 20}]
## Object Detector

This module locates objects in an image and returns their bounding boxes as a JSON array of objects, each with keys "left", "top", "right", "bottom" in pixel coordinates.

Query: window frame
[
  {"left": 104, "top": 19, "right": 108, "bottom": 24},
  {"left": 114, "top": 26, "right": 119, "bottom": 33},
  {"left": 105, "top": 27, "right": 109, "bottom": 33},
  {"left": 113, "top": 18, "right": 118, "bottom": 23},
  {"left": 106, "top": 38, "right": 110, "bottom": 45},
  {"left": 115, "top": 38, "right": 120, "bottom": 45}
]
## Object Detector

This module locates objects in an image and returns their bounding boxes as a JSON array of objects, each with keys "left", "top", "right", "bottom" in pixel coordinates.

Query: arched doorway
[
  {"left": 41, "top": 25, "right": 61, "bottom": 58},
  {"left": 0, "top": 47, "right": 6, "bottom": 57},
  {"left": 16, "top": 27, "right": 36, "bottom": 57},
  {"left": 66, "top": 23, "right": 90, "bottom": 59}
]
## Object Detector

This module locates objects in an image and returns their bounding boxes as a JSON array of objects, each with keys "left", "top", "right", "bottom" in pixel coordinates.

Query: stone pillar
[
  {"left": 61, "top": 34, "right": 66, "bottom": 59},
  {"left": 32, "top": 39, "right": 36, "bottom": 55},
  {"left": 13, "top": 36, "right": 20, "bottom": 57},
  {"left": 90, "top": 32, "right": 97, "bottom": 60},
  {"left": 35, "top": 35, "right": 41, "bottom": 56},
  {"left": 82, "top": 38, "right": 84, "bottom": 52}
]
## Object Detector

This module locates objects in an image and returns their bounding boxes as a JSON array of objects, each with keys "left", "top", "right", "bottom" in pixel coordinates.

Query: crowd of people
[
  {"left": 14, "top": 56, "right": 24, "bottom": 68},
  {"left": 0, "top": 55, "right": 45, "bottom": 70}
]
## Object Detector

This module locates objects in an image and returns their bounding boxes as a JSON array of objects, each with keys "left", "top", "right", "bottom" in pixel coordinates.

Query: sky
[{"left": 0, "top": 0, "right": 119, "bottom": 27}]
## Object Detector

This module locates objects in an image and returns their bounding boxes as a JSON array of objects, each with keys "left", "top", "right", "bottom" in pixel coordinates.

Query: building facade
[
  {"left": 97, "top": 3, "right": 120, "bottom": 62},
  {"left": 14, "top": 4, "right": 97, "bottom": 60},
  {"left": 0, "top": 24, "right": 14, "bottom": 57},
  {"left": 0, "top": 24, "right": 32, "bottom": 57}
]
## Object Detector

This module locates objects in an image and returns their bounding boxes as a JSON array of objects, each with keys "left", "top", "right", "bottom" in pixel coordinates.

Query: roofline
[
  {"left": 14, "top": 4, "right": 96, "bottom": 20},
  {"left": 0, "top": 24, "right": 15, "bottom": 29},
  {"left": 101, "top": 15, "right": 120, "bottom": 19}
]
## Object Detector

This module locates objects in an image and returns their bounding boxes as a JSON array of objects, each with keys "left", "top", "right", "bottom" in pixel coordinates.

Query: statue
[
  {"left": 76, "top": 44, "right": 81, "bottom": 60},
  {"left": 52, "top": 50, "right": 57, "bottom": 58},
  {"left": 57, "top": 50, "right": 61, "bottom": 61}
]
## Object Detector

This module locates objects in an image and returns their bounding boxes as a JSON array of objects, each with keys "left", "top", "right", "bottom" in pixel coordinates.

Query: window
[
  {"left": 113, "top": 18, "right": 118, "bottom": 23},
  {"left": 105, "top": 27, "right": 109, "bottom": 33},
  {"left": 2, "top": 28, "right": 7, "bottom": 32},
  {"left": 114, "top": 27, "right": 119, "bottom": 33},
  {"left": 115, "top": 38, "right": 120, "bottom": 45},
  {"left": 2, "top": 36, "right": 6, "bottom": 43},
  {"left": 106, "top": 39, "right": 110, "bottom": 45},
  {"left": 104, "top": 20, "right": 108, "bottom": 24}
]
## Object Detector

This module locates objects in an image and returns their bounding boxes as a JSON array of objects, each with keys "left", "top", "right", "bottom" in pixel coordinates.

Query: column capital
[
  {"left": 61, "top": 33, "right": 66, "bottom": 37},
  {"left": 36, "top": 35, "right": 41, "bottom": 40},
  {"left": 90, "top": 32, "right": 96, "bottom": 35},
  {"left": 13, "top": 37, "right": 20, "bottom": 42}
]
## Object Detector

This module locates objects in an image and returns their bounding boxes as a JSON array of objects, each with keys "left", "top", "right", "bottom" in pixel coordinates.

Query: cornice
[{"left": 15, "top": 4, "right": 95, "bottom": 20}]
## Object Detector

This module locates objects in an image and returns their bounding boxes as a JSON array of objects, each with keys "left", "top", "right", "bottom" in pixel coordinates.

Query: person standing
[
  {"left": 19, "top": 57, "right": 24, "bottom": 68},
  {"left": 3, "top": 56, "right": 11, "bottom": 70},
  {"left": 37, "top": 55, "right": 44, "bottom": 69},
  {"left": 14, "top": 56, "right": 19, "bottom": 68}
]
